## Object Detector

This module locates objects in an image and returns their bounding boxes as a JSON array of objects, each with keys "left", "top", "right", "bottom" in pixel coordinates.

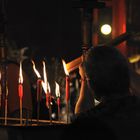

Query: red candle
[
  {"left": 18, "top": 83, "right": 23, "bottom": 99},
  {"left": 46, "top": 89, "right": 52, "bottom": 124},
  {"left": 19, "top": 61, "right": 23, "bottom": 98},
  {"left": 37, "top": 79, "right": 42, "bottom": 102},
  {"left": 57, "top": 97, "right": 60, "bottom": 108},
  {"left": 55, "top": 81, "right": 61, "bottom": 121},
  {"left": 46, "top": 92, "right": 50, "bottom": 108},
  {"left": 66, "top": 76, "right": 70, "bottom": 103},
  {"left": 19, "top": 61, "right": 23, "bottom": 125},
  {"left": 57, "top": 97, "right": 60, "bottom": 120}
]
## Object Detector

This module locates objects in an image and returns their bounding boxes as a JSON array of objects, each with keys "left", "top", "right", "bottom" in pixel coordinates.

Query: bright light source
[{"left": 101, "top": 24, "right": 112, "bottom": 35}]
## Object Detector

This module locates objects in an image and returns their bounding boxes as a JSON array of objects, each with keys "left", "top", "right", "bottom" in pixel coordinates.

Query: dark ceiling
[
  {"left": 2, "top": 0, "right": 140, "bottom": 61},
  {"left": 5, "top": 0, "right": 82, "bottom": 61}
]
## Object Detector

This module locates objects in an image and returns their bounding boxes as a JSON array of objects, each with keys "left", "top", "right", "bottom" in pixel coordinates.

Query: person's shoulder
[
  {"left": 72, "top": 109, "right": 108, "bottom": 127},
  {"left": 68, "top": 111, "right": 117, "bottom": 140}
]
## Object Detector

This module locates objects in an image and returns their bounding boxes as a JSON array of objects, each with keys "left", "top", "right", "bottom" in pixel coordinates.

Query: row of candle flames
[{"left": 0, "top": 59, "right": 70, "bottom": 126}]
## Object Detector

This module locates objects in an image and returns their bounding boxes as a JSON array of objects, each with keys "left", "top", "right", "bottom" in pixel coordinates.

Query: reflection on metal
[{"left": 128, "top": 55, "right": 140, "bottom": 63}]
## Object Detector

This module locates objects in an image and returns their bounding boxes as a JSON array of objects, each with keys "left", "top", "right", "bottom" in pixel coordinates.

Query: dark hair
[{"left": 84, "top": 46, "right": 130, "bottom": 99}]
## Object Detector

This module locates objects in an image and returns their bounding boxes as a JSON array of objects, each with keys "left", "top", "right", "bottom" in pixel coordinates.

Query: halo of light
[{"left": 101, "top": 24, "right": 112, "bottom": 35}]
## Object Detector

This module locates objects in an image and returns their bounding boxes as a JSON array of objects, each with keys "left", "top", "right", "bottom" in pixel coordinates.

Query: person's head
[{"left": 83, "top": 46, "right": 130, "bottom": 100}]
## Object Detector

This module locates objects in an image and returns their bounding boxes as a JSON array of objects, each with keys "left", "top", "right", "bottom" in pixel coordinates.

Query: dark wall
[{"left": 6, "top": 0, "right": 82, "bottom": 61}]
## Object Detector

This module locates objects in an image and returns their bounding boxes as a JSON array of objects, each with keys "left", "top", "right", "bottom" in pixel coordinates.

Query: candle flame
[
  {"left": 32, "top": 60, "right": 41, "bottom": 78},
  {"left": 43, "top": 61, "right": 48, "bottom": 86},
  {"left": 42, "top": 61, "right": 50, "bottom": 94},
  {"left": 19, "top": 61, "right": 23, "bottom": 84},
  {"left": 55, "top": 82, "right": 60, "bottom": 97},
  {"left": 62, "top": 59, "right": 69, "bottom": 76},
  {"left": 42, "top": 81, "right": 51, "bottom": 94}
]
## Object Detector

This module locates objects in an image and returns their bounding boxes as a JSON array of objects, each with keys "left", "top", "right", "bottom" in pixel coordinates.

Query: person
[
  {"left": 65, "top": 46, "right": 140, "bottom": 140},
  {"left": 75, "top": 45, "right": 131, "bottom": 114}
]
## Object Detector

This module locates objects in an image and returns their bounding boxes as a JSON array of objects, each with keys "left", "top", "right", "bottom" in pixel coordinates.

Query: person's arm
[{"left": 74, "top": 65, "right": 95, "bottom": 114}]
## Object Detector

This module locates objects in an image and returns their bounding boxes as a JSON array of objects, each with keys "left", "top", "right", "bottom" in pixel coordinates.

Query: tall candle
[
  {"left": 46, "top": 83, "right": 52, "bottom": 124},
  {"left": 19, "top": 61, "right": 23, "bottom": 125},
  {"left": 57, "top": 97, "right": 60, "bottom": 121},
  {"left": 46, "top": 92, "right": 50, "bottom": 109},
  {"left": 42, "top": 61, "right": 52, "bottom": 124},
  {"left": 37, "top": 79, "right": 42, "bottom": 102},
  {"left": 66, "top": 76, "right": 70, "bottom": 103},
  {"left": 18, "top": 83, "right": 23, "bottom": 125},
  {"left": 37, "top": 78, "right": 42, "bottom": 124},
  {"left": 32, "top": 60, "right": 42, "bottom": 125},
  {"left": 55, "top": 81, "right": 61, "bottom": 121},
  {"left": 18, "top": 83, "right": 23, "bottom": 98}
]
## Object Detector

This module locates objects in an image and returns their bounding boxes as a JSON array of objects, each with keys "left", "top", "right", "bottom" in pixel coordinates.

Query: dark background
[
  {"left": 3, "top": 0, "right": 140, "bottom": 61},
  {"left": 6, "top": 0, "right": 82, "bottom": 62}
]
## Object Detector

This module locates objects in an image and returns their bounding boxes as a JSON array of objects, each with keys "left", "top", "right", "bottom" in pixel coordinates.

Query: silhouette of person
[{"left": 70, "top": 46, "right": 140, "bottom": 140}]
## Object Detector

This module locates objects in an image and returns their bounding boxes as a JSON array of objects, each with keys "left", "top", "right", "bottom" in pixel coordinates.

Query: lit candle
[
  {"left": 32, "top": 60, "right": 42, "bottom": 125},
  {"left": 42, "top": 61, "right": 52, "bottom": 124},
  {"left": 18, "top": 61, "right": 23, "bottom": 125},
  {"left": 42, "top": 61, "right": 49, "bottom": 108},
  {"left": 42, "top": 82, "right": 51, "bottom": 109},
  {"left": 55, "top": 81, "right": 61, "bottom": 121},
  {"left": 62, "top": 59, "right": 70, "bottom": 124}
]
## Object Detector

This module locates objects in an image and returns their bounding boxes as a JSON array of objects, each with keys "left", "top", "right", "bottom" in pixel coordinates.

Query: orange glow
[
  {"left": 62, "top": 59, "right": 69, "bottom": 76},
  {"left": 32, "top": 60, "right": 41, "bottom": 78},
  {"left": 55, "top": 81, "right": 60, "bottom": 97},
  {"left": 19, "top": 61, "right": 23, "bottom": 84}
]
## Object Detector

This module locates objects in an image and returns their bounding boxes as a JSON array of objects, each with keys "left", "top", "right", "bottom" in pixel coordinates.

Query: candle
[
  {"left": 18, "top": 61, "right": 23, "bottom": 125},
  {"left": 42, "top": 61, "right": 52, "bottom": 124},
  {"left": 55, "top": 81, "right": 61, "bottom": 121},
  {"left": 62, "top": 59, "right": 70, "bottom": 124},
  {"left": 66, "top": 76, "right": 70, "bottom": 103},
  {"left": 18, "top": 83, "right": 23, "bottom": 98},
  {"left": 42, "top": 61, "right": 49, "bottom": 108},
  {"left": 45, "top": 82, "right": 51, "bottom": 109},
  {"left": 32, "top": 60, "right": 42, "bottom": 125}
]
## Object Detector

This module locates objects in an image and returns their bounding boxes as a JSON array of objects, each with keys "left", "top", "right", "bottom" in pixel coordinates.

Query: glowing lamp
[{"left": 101, "top": 24, "right": 112, "bottom": 35}]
